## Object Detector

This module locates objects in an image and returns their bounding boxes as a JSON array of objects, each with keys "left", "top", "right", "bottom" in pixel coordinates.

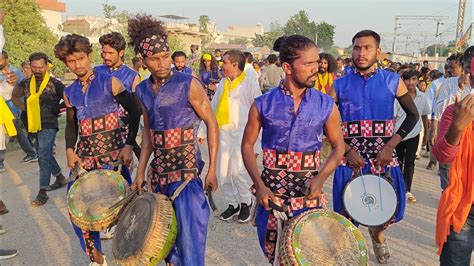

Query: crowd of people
[{"left": 0, "top": 9, "right": 473, "bottom": 266}]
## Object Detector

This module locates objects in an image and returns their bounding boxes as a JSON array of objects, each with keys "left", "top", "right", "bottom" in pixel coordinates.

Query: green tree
[
  {"left": 283, "top": 10, "right": 318, "bottom": 41},
  {"left": 252, "top": 34, "right": 266, "bottom": 47},
  {"left": 315, "top": 22, "right": 335, "bottom": 51},
  {"left": 198, "top": 15, "right": 213, "bottom": 45},
  {"left": 0, "top": 0, "right": 67, "bottom": 75},
  {"left": 102, "top": 0, "right": 117, "bottom": 19},
  {"left": 252, "top": 21, "right": 284, "bottom": 49},
  {"left": 229, "top": 37, "right": 249, "bottom": 45},
  {"left": 425, "top": 44, "right": 449, "bottom": 57}
]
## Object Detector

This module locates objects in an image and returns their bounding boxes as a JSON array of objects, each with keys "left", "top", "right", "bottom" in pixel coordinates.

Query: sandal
[
  {"left": 31, "top": 193, "right": 49, "bottom": 206},
  {"left": 369, "top": 228, "right": 390, "bottom": 264},
  {"left": 46, "top": 180, "right": 67, "bottom": 191}
]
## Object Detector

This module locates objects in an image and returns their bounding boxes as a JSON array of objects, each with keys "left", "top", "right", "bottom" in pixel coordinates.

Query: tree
[
  {"left": 0, "top": 0, "right": 67, "bottom": 75},
  {"left": 229, "top": 37, "right": 249, "bottom": 45},
  {"left": 282, "top": 10, "right": 335, "bottom": 51},
  {"left": 283, "top": 11, "right": 318, "bottom": 42},
  {"left": 102, "top": 0, "right": 117, "bottom": 19},
  {"left": 252, "top": 34, "right": 266, "bottom": 47},
  {"left": 425, "top": 44, "right": 449, "bottom": 57},
  {"left": 198, "top": 15, "right": 214, "bottom": 45},
  {"left": 315, "top": 22, "right": 335, "bottom": 51}
]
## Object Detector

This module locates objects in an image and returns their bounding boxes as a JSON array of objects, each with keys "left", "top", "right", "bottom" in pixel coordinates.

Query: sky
[{"left": 62, "top": 0, "right": 472, "bottom": 54}]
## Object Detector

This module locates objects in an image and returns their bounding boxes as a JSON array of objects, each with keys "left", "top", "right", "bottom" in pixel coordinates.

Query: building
[
  {"left": 222, "top": 23, "right": 264, "bottom": 43},
  {"left": 62, "top": 16, "right": 121, "bottom": 44},
  {"left": 159, "top": 15, "right": 206, "bottom": 54},
  {"left": 35, "top": 0, "right": 66, "bottom": 36}
]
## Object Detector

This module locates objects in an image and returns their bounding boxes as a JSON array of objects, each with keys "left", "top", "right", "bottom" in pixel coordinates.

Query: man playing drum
[
  {"left": 54, "top": 34, "right": 140, "bottom": 265},
  {"left": 128, "top": 14, "right": 219, "bottom": 266},
  {"left": 241, "top": 35, "right": 345, "bottom": 264},
  {"left": 327, "top": 30, "right": 419, "bottom": 264}
]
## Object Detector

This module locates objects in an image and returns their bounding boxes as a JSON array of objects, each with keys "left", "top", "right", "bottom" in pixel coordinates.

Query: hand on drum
[
  {"left": 256, "top": 186, "right": 276, "bottom": 211},
  {"left": 204, "top": 172, "right": 218, "bottom": 193},
  {"left": 375, "top": 144, "right": 394, "bottom": 167},
  {"left": 307, "top": 177, "right": 323, "bottom": 200},
  {"left": 346, "top": 149, "right": 365, "bottom": 168},
  {"left": 131, "top": 174, "right": 146, "bottom": 193},
  {"left": 119, "top": 145, "right": 133, "bottom": 167},
  {"left": 66, "top": 149, "right": 83, "bottom": 171}
]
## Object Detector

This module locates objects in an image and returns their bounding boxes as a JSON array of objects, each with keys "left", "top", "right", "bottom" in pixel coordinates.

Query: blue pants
[
  {"left": 67, "top": 165, "right": 131, "bottom": 259},
  {"left": 37, "top": 129, "right": 62, "bottom": 189},
  {"left": 156, "top": 178, "right": 210, "bottom": 266},
  {"left": 333, "top": 164, "right": 406, "bottom": 227},
  {"left": 440, "top": 206, "right": 474, "bottom": 266}
]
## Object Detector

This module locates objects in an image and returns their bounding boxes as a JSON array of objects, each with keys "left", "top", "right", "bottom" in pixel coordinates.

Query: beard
[
  {"left": 353, "top": 57, "right": 377, "bottom": 71},
  {"left": 294, "top": 74, "right": 317, "bottom": 88}
]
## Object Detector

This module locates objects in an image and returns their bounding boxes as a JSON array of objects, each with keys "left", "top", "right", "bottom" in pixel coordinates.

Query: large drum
[
  {"left": 279, "top": 209, "right": 368, "bottom": 265},
  {"left": 343, "top": 174, "right": 398, "bottom": 227},
  {"left": 112, "top": 192, "right": 178, "bottom": 265},
  {"left": 67, "top": 168, "right": 130, "bottom": 231}
]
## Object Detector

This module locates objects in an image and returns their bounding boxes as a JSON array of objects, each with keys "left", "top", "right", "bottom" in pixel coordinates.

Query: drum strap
[{"left": 169, "top": 178, "right": 192, "bottom": 202}]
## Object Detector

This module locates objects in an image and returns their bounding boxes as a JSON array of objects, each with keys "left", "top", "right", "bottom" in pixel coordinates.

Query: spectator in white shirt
[{"left": 394, "top": 69, "right": 431, "bottom": 203}]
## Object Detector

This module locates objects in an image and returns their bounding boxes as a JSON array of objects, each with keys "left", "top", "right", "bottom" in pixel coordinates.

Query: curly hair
[
  {"left": 99, "top": 32, "right": 126, "bottom": 52},
  {"left": 54, "top": 34, "right": 93, "bottom": 62},
  {"left": 128, "top": 13, "right": 167, "bottom": 55},
  {"left": 199, "top": 54, "right": 219, "bottom": 72},
  {"left": 273, "top": 35, "right": 317, "bottom": 65},
  {"left": 319, "top": 52, "right": 337, "bottom": 73}
]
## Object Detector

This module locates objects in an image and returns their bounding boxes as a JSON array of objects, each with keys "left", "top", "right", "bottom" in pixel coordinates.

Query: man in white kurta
[{"left": 199, "top": 50, "right": 261, "bottom": 223}]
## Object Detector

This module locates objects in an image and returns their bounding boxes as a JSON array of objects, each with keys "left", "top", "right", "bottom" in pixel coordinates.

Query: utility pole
[
  {"left": 455, "top": 0, "right": 467, "bottom": 51},
  {"left": 435, "top": 20, "right": 443, "bottom": 56},
  {"left": 391, "top": 16, "right": 448, "bottom": 54}
]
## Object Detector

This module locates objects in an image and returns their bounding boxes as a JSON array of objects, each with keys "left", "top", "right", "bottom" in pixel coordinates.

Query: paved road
[{"left": 0, "top": 139, "right": 464, "bottom": 265}]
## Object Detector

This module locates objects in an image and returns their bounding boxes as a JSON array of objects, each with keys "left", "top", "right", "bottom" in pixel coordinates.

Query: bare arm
[
  {"left": 132, "top": 101, "right": 153, "bottom": 192},
  {"left": 11, "top": 83, "right": 26, "bottom": 111},
  {"left": 189, "top": 78, "right": 219, "bottom": 191},
  {"left": 308, "top": 105, "right": 345, "bottom": 198},
  {"left": 242, "top": 103, "right": 263, "bottom": 188},
  {"left": 131, "top": 75, "right": 141, "bottom": 93}
]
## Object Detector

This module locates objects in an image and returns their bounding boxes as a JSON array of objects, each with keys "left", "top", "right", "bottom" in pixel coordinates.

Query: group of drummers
[{"left": 29, "top": 12, "right": 470, "bottom": 265}]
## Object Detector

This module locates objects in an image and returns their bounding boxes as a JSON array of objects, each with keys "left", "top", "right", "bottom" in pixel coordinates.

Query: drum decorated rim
[
  {"left": 290, "top": 209, "right": 368, "bottom": 265},
  {"left": 342, "top": 174, "right": 398, "bottom": 227},
  {"left": 67, "top": 170, "right": 127, "bottom": 221}
]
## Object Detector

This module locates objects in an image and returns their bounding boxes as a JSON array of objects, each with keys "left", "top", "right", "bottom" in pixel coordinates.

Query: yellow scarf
[
  {"left": 0, "top": 97, "right": 17, "bottom": 137},
  {"left": 317, "top": 72, "right": 333, "bottom": 94},
  {"left": 215, "top": 71, "right": 246, "bottom": 127},
  {"left": 26, "top": 73, "right": 50, "bottom": 133}
]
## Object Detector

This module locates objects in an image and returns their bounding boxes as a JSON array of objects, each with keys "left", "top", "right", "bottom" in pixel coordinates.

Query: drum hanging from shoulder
[
  {"left": 343, "top": 174, "right": 398, "bottom": 227},
  {"left": 112, "top": 192, "right": 178, "bottom": 265},
  {"left": 67, "top": 167, "right": 129, "bottom": 231},
  {"left": 279, "top": 209, "right": 368, "bottom": 265}
]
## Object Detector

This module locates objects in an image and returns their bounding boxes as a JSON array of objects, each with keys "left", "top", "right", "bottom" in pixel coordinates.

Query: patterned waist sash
[
  {"left": 342, "top": 119, "right": 394, "bottom": 138},
  {"left": 263, "top": 148, "right": 320, "bottom": 172},
  {"left": 76, "top": 111, "right": 123, "bottom": 170},
  {"left": 148, "top": 126, "right": 198, "bottom": 192}
]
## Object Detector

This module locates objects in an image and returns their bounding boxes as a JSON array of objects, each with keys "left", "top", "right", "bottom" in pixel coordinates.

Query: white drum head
[{"left": 343, "top": 174, "right": 397, "bottom": 226}]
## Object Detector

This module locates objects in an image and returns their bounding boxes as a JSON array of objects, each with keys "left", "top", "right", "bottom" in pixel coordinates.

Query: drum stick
[
  {"left": 207, "top": 188, "right": 218, "bottom": 213},
  {"left": 268, "top": 200, "right": 285, "bottom": 212},
  {"left": 107, "top": 188, "right": 138, "bottom": 211}
]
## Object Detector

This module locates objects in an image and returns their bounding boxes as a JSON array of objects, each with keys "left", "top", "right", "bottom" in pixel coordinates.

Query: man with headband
[
  {"left": 242, "top": 35, "right": 344, "bottom": 264},
  {"left": 128, "top": 14, "right": 219, "bottom": 265},
  {"left": 328, "top": 30, "right": 419, "bottom": 264},
  {"left": 55, "top": 34, "right": 140, "bottom": 265}
]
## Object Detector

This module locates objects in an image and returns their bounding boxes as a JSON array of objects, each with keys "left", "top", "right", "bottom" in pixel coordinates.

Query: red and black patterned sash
[
  {"left": 76, "top": 111, "right": 123, "bottom": 170},
  {"left": 148, "top": 125, "right": 198, "bottom": 192}
]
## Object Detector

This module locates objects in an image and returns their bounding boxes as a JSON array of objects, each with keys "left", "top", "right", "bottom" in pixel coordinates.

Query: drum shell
[
  {"left": 67, "top": 169, "right": 130, "bottom": 231},
  {"left": 279, "top": 209, "right": 368, "bottom": 265},
  {"left": 112, "top": 193, "right": 178, "bottom": 266}
]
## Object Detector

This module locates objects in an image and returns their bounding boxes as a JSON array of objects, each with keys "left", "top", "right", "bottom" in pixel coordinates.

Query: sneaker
[
  {"left": 0, "top": 249, "right": 18, "bottom": 260},
  {"left": 238, "top": 201, "right": 252, "bottom": 223},
  {"left": 219, "top": 205, "right": 240, "bottom": 221},
  {"left": 0, "top": 164, "right": 5, "bottom": 173},
  {"left": 426, "top": 162, "right": 436, "bottom": 170},
  {"left": 406, "top": 192, "right": 417, "bottom": 203},
  {"left": 22, "top": 155, "right": 38, "bottom": 164},
  {"left": 89, "top": 255, "right": 107, "bottom": 266},
  {"left": 100, "top": 226, "right": 115, "bottom": 240}
]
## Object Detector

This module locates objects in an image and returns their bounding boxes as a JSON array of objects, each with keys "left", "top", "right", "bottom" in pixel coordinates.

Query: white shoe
[
  {"left": 100, "top": 226, "right": 115, "bottom": 240},
  {"left": 89, "top": 255, "right": 107, "bottom": 266},
  {"left": 406, "top": 192, "right": 417, "bottom": 203}
]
